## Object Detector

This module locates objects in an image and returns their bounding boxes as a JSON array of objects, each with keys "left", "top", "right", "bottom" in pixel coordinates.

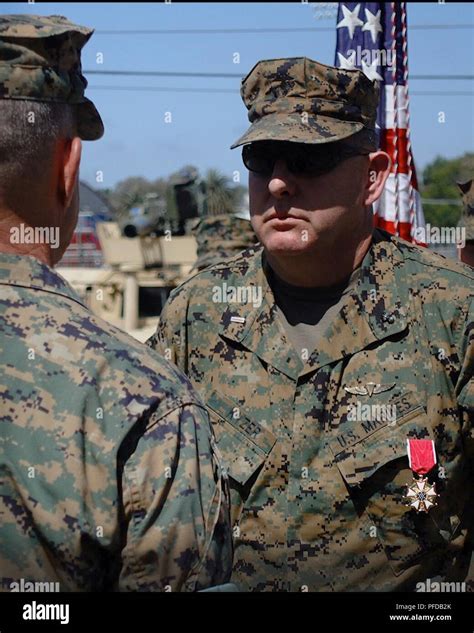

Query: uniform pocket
[
  {"left": 329, "top": 406, "right": 454, "bottom": 576},
  {"left": 205, "top": 390, "right": 277, "bottom": 529},
  {"left": 206, "top": 390, "right": 276, "bottom": 486}
]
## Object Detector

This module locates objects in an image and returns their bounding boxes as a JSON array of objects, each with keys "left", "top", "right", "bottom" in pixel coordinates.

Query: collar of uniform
[
  {"left": 217, "top": 247, "right": 303, "bottom": 379},
  {"left": 299, "top": 229, "right": 409, "bottom": 373},
  {"left": 0, "top": 252, "right": 87, "bottom": 310},
  {"left": 217, "top": 231, "right": 408, "bottom": 379},
  {"left": 359, "top": 228, "right": 409, "bottom": 339}
]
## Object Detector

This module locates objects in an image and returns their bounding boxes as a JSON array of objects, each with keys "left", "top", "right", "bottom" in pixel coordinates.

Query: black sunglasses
[{"left": 242, "top": 141, "right": 368, "bottom": 177}]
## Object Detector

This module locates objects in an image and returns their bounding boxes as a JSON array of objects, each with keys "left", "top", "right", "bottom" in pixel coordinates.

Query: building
[{"left": 60, "top": 181, "right": 114, "bottom": 267}]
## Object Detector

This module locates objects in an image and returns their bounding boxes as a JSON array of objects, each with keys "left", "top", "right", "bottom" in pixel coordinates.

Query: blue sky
[{"left": 4, "top": 2, "right": 474, "bottom": 194}]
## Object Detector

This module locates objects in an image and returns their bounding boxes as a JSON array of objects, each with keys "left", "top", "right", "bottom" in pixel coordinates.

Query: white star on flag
[
  {"left": 336, "top": 3, "right": 363, "bottom": 39},
  {"left": 362, "top": 8, "right": 383, "bottom": 44},
  {"left": 361, "top": 57, "right": 383, "bottom": 81},
  {"left": 334, "top": 2, "right": 427, "bottom": 244},
  {"left": 337, "top": 50, "right": 357, "bottom": 70}
]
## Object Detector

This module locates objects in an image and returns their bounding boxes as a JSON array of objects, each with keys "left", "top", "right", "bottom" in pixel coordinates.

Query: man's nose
[{"left": 268, "top": 159, "right": 297, "bottom": 198}]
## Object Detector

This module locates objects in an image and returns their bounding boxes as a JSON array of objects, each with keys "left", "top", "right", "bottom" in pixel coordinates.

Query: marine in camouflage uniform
[
  {"left": 0, "top": 15, "right": 232, "bottom": 592},
  {"left": 191, "top": 214, "right": 259, "bottom": 272},
  {"left": 457, "top": 178, "right": 474, "bottom": 267},
  {"left": 148, "top": 58, "right": 474, "bottom": 591}
]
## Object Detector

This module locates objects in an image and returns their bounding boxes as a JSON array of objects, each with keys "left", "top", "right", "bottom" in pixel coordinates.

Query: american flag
[{"left": 335, "top": 2, "right": 426, "bottom": 244}]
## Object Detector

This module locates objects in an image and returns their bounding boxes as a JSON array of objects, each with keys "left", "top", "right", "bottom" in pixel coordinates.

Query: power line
[
  {"left": 422, "top": 199, "right": 462, "bottom": 205},
  {"left": 90, "top": 85, "right": 236, "bottom": 94},
  {"left": 95, "top": 25, "right": 474, "bottom": 35},
  {"left": 86, "top": 70, "right": 241, "bottom": 78},
  {"left": 85, "top": 70, "right": 474, "bottom": 80},
  {"left": 88, "top": 85, "right": 474, "bottom": 96},
  {"left": 412, "top": 75, "right": 474, "bottom": 80},
  {"left": 410, "top": 91, "right": 474, "bottom": 96}
]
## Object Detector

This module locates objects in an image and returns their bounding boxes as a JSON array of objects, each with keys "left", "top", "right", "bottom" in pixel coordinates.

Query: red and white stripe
[{"left": 373, "top": 2, "right": 426, "bottom": 246}]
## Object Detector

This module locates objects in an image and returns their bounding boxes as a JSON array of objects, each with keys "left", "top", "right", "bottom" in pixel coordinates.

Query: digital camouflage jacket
[
  {"left": 0, "top": 253, "right": 232, "bottom": 592},
  {"left": 148, "top": 229, "right": 474, "bottom": 592}
]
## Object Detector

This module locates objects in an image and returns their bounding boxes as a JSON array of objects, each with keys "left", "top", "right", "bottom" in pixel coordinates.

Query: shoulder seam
[
  {"left": 172, "top": 246, "right": 262, "bottom": 292},
  {"left": 402, "top": 251, "right": 474, "bottom": 282}
]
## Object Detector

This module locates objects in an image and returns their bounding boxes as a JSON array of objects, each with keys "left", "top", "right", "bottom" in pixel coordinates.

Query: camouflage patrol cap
[
  {"left": 230, "top": 57, "right": 379, "bottom": 151},
  {"left": 0, "top": 14, "right": 103, "bottom": 140},
  {"left": 457, "top": 179, "right": 474, "bottom": 242}
]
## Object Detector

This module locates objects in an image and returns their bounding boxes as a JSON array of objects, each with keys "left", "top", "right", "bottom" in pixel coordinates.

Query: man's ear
[
  {"left": 364, "top": 151, "right": 391, "bottom": 206},
  {"left": 60, "top": 137, "right": 82, "bottom": 208}
]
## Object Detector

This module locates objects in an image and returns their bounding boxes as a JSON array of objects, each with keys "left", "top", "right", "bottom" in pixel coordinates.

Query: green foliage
[
  {"left": 97, "top": 169, "right": 247, "bottom": 218},
  {"left": 106, "top": 177, "right": 168, "bottom": 214},
  {"left": 420, "top": 153, "right": 474, "bottom": 227},
  {"left": 204, "top": 169, "right": 238, "bottom": 216}
]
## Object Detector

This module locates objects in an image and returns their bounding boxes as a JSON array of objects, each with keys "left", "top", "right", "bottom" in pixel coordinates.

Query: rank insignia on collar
[{"left": 344, "top": 382, "right": 396, "bottom": 397}]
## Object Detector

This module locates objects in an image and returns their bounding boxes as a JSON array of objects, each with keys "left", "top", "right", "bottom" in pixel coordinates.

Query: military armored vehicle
[{"left": 58, "top": 167, "right": 255, "bottom": 341}]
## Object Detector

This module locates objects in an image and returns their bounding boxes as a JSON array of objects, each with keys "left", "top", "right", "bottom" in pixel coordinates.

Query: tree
[
  {"left": 108, "top": 177, "right": 163, "bottom": 213},
  {"left": 420, "top": 153, "right": 474, "bottom": 227},
  {"left": 99, "top": 168, "right": 248, "bottom": 220},
  {"left": 204, "top": 169, "right": 239, "bottom": 216}
]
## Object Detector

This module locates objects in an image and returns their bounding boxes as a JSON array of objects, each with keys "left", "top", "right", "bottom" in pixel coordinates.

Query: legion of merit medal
[{"left": 404, "top": 438, "right": 438, "bottom": 513}]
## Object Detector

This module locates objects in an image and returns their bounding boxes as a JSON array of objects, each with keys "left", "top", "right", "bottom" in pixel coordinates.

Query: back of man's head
[
  {"left": 0, "top": 100, "right": 76, "bottom": 211},
  {"left": 0, "top": 14, "right": 103, "bottom": 265}
]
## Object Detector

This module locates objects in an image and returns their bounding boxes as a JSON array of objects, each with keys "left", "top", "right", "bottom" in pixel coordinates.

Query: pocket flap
[
  {"left": 206, "top": 390, "right": 276, "bottom": 485},
  {"left": 332, "top": 434, "right": 408, "bottom": 485},
  {"left": 330, "top": 408, "right": 434, "bottom": 486}
]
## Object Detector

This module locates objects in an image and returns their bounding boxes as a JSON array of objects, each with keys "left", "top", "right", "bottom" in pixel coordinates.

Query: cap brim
[
  {"left": 76, "top": 98, "right": 104, "bottom": 140},
  {"left": 230, "top": 112, "right": 369, "bottom": 149}
]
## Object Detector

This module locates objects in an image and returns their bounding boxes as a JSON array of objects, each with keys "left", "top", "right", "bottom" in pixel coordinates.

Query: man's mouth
[
  {"left": 266, "top": 215, "right": 301, "bottom": 230},
  {"left": 266, "top": 211, "right": 302, "bottom": 222}
]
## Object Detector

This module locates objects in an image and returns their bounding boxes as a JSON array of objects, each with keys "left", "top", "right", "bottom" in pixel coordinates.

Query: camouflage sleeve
[
  {"left": 146, "top": 287, "right": 189, "bottom": 373},
  {"left": 453, "top": 297, "right": 474, "bottom": 584},
  {"left": 453, "top": 297, "right": 474, "bottom": 454},
  {"left": 118, "top": 403, "right": 232, "bottom": 592}
]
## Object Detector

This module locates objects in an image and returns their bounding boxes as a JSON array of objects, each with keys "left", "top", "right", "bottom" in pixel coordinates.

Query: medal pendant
[
  {"left": 405, "top": 475, "right": 438, "bottom": 513},
  {"left": 405, "top": 438, "right": 438, "bottom": 512}
]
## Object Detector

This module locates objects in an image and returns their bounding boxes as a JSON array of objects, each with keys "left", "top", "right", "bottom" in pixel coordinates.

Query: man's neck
[
  {"left": 0, "top": 208, "right": 54, "bottom": 267},
  {"left": 265, "top": 232, "right": 373, "bottom": 288}
]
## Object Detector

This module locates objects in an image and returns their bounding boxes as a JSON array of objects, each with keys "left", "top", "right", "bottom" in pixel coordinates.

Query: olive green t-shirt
[{"left": 267, "top": 265, "right": 361, "bottom": 358}]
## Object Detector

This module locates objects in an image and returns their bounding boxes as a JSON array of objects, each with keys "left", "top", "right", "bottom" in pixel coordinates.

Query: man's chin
[
  {"left": 263, "top": 240, "right": 314, "bottom": 257},
  {"left": 262, "top": 233, "right": 318, "bottom": 256}
]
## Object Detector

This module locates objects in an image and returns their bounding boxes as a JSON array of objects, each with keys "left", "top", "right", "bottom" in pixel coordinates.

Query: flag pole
[{"left": 390, "top": 2, "right": 400, "bottom": 233}]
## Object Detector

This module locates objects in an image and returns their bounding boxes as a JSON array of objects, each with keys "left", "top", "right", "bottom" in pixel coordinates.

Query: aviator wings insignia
[{"left": 344, "top": 382, "right": 396, "bottom": 397}]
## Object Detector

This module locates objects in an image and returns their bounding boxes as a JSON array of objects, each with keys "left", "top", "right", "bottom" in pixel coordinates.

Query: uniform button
[{"left": 383, "top": 312, "right": 396, "bottom": 324}]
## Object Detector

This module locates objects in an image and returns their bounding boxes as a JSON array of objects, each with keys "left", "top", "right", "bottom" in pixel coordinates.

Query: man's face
[{"left": 247, "top": 141, "right": 374, "bottom": 256}]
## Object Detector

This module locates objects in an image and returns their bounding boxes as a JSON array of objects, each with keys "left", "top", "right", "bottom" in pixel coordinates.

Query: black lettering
[
  {"left": 337, "top": 435, "right": 347, "bottom": 448},
  {"left": 346, "top": 429, "right": 357, "bottom": 443},
  {"left": 361, "top": 420, "right": 377, "bottom": 435}
]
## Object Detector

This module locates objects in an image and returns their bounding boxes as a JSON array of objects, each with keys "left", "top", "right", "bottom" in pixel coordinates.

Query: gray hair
[{"left": 0, "top": 100, "right": 77, "bottom": 200}]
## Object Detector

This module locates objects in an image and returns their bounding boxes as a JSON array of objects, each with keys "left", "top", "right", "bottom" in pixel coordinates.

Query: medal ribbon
[{"left": 406, "top": 439, "right": 436, "bottom": 475}]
